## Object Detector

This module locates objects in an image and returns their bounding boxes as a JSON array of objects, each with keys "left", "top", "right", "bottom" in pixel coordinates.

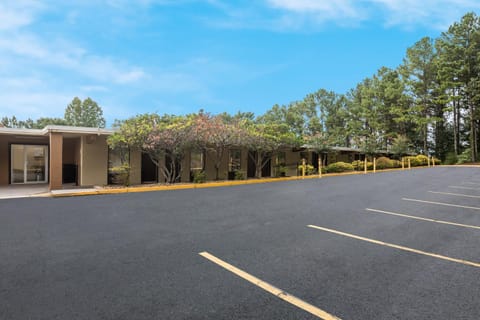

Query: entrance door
[
  {"left": 141, "top": 153, "right": 158, "bottom": 183},
  {"left": 11, "top": 145, "right": 48, "bottom": 184},
  {"left": 261, "top": 156, "right": 271, "bottom": 177}
]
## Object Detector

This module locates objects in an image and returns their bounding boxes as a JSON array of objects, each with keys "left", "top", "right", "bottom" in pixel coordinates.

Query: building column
[{"left": 49, "top": 132, "right": 63, "bottom": 190}]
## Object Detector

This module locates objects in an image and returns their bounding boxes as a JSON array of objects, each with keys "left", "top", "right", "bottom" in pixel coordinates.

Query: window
[
  {"left": 191, "top": 150, "right": 204, "bottom": 171},
  {"left": 229, "top": 149, "right": 241, "bottom": 171}
]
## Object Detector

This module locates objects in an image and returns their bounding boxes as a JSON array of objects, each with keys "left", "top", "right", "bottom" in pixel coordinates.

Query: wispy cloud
[{"left": 263, "top": 0, "right": 480, "bottom": 30}]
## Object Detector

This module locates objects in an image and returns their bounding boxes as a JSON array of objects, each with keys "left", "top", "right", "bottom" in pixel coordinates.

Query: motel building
[{"left": 0, "top": 125, "right": 364, "bottom": 191}]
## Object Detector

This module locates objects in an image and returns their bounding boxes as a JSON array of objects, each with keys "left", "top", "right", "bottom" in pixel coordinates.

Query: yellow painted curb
[{"left": 50, "top": 165, "right": 438, "bottom": 198}]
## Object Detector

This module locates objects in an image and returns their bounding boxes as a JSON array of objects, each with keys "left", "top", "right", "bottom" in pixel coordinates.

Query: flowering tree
[
  {"left": 245, "top": 122, "right": 299, "bottom": 178},
  {"left": 108, "top": 113, "right": 162, "bottom": 185},
  {"left": 192, "top": 113, "right": 244, "bottom": 180},
  {"left": 143, "top": 117, "right": 194, "bottom": 183}
]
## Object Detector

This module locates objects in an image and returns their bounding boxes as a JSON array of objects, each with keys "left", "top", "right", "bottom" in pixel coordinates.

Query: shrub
[
  {"left": 433, "top": 157, "right": 441, "bottom": 165},
  {"left": 391, "top": 160, "right": 401, "bottom": 168},
  {"left": 351, "top": 160, "right": 373, "bottom": 171},
  {"left": 326, "top": 161, "right": 354, "bottom": 173},
  {"left": 376, "top": 157, "right": 394, "bottom": 169},
  {"left": 405, "top": 156, "right": 420, "bottom": 167},
  {"left": 109, "top": 164, "right": 130, "bottom": 186},
  {"left": 444, "top": 152, "right": 457, "bottom": 165},
  {"left": 297, "top": 164, "right": 316, "bottom": 175},
  {"left": 193, "top": 170, "right": 207, "bottom": 183},
  {"left": 234, "top": 170, "right": 246, "bottom": 180},
  {"left": 415, "top": 155, "right": 429, "bottom": 166},
  {"left": 351, "top": 160, "right": 363, "bottom": 171},
  {"left": 457, "top": 149, "right": 471, "bottom": 164}
]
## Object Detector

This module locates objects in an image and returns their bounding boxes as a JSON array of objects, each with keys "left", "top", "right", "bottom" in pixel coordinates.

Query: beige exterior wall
[
  {"left": 129, "top": 149, "right": 142, "bottom": 185},
  {"left": 79, "top": 135, "right": 108, "bottom": 186},
  {"left": 203, "top": 150, "right": 230, "bottom": 181},
  {"left": 284, "top": 149, "right": 301, "bottom": 177}
]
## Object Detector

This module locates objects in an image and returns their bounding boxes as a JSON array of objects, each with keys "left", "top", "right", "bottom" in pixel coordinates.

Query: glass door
[{"left": 11, "top": 145, "right": 48, "bottom": 184}]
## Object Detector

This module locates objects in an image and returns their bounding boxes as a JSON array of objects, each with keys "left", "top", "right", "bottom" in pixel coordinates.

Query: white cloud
[
  {"left": 0, "top": 1, "right": 44, "bottom": 31},
  {"left": 264, "top": 0, "right": 480, "bottom": 29}
]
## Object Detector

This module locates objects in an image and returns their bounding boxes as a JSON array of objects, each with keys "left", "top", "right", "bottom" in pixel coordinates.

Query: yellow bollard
[
  {"left": 402, "top": 157, "right": 405, "bottom": 170},
  {"left": 302, "top": 158, "right": 306, "bottom": 179},
  {"left": 428, "top": 156, "right": 431, "bottom": 167},
  {"left": 433, "top": 158, "right": 436, "bottom": 167},
  {"left": 373, "top": 157, "right": 376, "bottom": 173},
  {"left": 364, "top": 157, "right": 367, "bottom": 174},
  {"left": 318, "top": 157, "right": 322, "bottom": 178},
  {"left": 408, "top": 158, "right": 411, "bottom": 169}
]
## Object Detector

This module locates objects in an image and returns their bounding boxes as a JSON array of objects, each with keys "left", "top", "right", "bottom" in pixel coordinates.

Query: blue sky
[{"left": 1, "top": 0, "right": 479, "bottom": 126}]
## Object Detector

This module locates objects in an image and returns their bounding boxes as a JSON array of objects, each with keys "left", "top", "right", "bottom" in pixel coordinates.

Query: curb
[{"left": 49, "top": 166, "right": 439, "bottom": 198}]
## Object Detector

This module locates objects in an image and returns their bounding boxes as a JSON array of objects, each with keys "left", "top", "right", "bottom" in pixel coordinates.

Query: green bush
[
  {"left": 109, "top": 164, "right": 130, "bottom": 186},
  {"left": 415, "top": 155, "right": 429, "bottom": 166},
  {"left": 351, "top": 160, "right": 373, "bottom": 171},
  {"left": 444, "top": 152, "right": 457, "bottom": 165},
  {"left": 326, "top": 161, "right": 354, "bottom": 173},
  {"left": 297, "top": 164, "right": 316, "bottom": 175},
  {"left": 457, "top": 149, "right": 471, "bottom": 164},
  {"left": 193, "top": 170, "right": 207, "bottom": 183},
  {"left": 390, "top": 159, "right": 401, "bottom": 168},
  {"left": 234, "top": 170, "right": 246, "bottom": 180},
  {"left": 376, "top": 157, "right": 394, "bottom": 169},
  {"left": 405, "top": 156, "right": 420, "bottom": 167},
  {"left": 351, "top": 160, "right": 363, "bottom": 171}
]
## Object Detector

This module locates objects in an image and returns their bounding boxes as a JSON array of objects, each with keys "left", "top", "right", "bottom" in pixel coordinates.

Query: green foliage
[
  {"left": 274, "top": 165, "right": 287, "bottom": 177},
  {"left": 457, "top": 149, "right": 472, "bottom": 164},
  {"left": 64, "top": 97, "right": 106, "bottom": 128},
  {"left": 297, "top": 164, "right": 316, "bottom": 175},
  {"left": 325, "top": 162, "right": 354, "bottom": 173},
  {"left": 109, "top": 164, "right": 130, "bottom": 186},
  {"left": 192, "top": 170, "right": 207, "bottom": 183},
  {"left": 390, "top": 135, "right": 411, "bottom": 158},
  {"left": 351, "top": 160, "right": 373, "bottom": 171},
  {"left": 444, "top": 152, "right": 458, "bottom": 165},
  {"left": 376, "top": 157, "right": 394, "bottom": 169},
  {"left": 234, "top": 170, "right": 246, "bottom": 180},
  {"left": 415, "top": 155, "right": 429, "bottom": 165}
]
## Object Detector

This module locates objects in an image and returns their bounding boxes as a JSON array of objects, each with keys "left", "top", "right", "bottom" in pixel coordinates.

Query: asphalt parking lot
[{"left": 1, "top": 167, "right": 479, "bottom": 319}]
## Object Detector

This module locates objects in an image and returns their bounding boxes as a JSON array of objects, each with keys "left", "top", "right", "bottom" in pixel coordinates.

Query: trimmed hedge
[{"left": 326, "top": 162, "right": 354, "bottom": 173}]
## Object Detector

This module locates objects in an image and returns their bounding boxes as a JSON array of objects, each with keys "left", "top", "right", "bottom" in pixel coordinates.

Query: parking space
[{"left": 1, "top": 167, "right": 479, "bottom": 319}]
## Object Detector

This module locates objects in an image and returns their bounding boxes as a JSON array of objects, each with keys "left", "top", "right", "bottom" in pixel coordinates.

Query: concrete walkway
[{"left": 0, "top": 184, "right": 49, "bottom": 199}]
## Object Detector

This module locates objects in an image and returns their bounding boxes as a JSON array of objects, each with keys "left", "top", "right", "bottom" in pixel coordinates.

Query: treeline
[
  {"left": 260, "top": 12, "right": 480, "bottom": 163},
  {"left": 4, "top": 13, "right": 480, "bottom": 164},
  {"left": 1, "top": 97, "right": 105, "bottom": 129}
]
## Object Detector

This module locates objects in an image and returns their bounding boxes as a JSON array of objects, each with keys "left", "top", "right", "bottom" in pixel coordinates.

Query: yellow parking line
[
  {"left": 448, "top": 185, "right": 480, "bottom": 191},
  {"left": 307, "top": 225, "right": 480, "bottom": 268},
  {"left": 402, "top": 198, "right": 480, "bottom": 211},
  {"left": 199, "top": 251, "right": 341, "bottom": 320},
  {"left": 429, "top": 191, "right": 480, "bottom": 199},
  {"left": 365, "top": 208, "right": 480, "bottom": 230}
]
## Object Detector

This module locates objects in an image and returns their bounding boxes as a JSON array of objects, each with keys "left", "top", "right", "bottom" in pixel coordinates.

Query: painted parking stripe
[
  {"left": 429, "top": 191, "right": 480, "bottom": 199},
  {"left": 199, "top": 251, "right": 341, "bottom": 320},
  {"left": 448, "top": 186, "right": 480, "bottom": 191},
  {"left": 365, "top": 208, "right": 480, "bottom": 230},
  {"left": 462, "top": 182, "right": 480, "bottom": 185},
  {"left": 402, "top": 198, "right": 480, "bottom": 211},
  {"left": 307, "top": 225, "right": 480, "bottom": 268}
]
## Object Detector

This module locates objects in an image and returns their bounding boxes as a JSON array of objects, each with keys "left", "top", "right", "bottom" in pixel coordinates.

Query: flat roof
[{"left": 0, "top": 125, "right": 115, "bottom": 136}]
